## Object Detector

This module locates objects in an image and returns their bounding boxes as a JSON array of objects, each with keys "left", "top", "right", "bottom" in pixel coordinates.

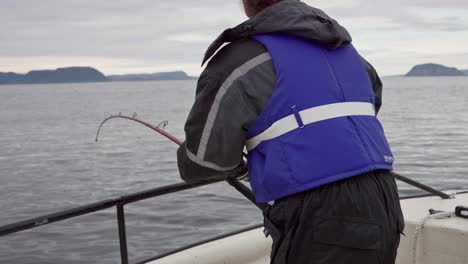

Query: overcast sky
[{"left": 1, "top": 0, "right": 467, "bottom": 76}]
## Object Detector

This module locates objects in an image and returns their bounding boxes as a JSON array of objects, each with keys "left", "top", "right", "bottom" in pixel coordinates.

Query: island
[
  {"left": 107, "top": 71, "right": 196, "bottom": 82},
  {"left": 0, "top": 67, "right": 107, "bottom": 85},
  {"left": 406, "top": 63, "right": 466, "bottom": 77},
  {"left": 0, "top": 67, "right": 197, "bottom": 85}
]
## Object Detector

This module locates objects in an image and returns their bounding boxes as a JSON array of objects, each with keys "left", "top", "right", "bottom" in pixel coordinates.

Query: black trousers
[{"left": 264, "top": 170, "right": 405, "bottom": 264}]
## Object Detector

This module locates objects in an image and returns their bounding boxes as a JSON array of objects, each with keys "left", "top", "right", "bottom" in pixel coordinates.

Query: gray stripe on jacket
[
  {"left": 196, "top": 52, "right": 272, "bottom": 159},
  {"left": 186, "top": 148, "right": 238, "bottom": 172}
]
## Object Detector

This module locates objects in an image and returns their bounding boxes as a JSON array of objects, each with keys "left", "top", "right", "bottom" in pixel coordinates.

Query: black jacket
[{"left": 177, "top": 0, "right": 384, "bottom": 183}]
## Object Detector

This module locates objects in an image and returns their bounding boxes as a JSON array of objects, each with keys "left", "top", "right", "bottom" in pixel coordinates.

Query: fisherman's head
[{"left": 242, "top": 0, "right": 284, "bottom": 18}]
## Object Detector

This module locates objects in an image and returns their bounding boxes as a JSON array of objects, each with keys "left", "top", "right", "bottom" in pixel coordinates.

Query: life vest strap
[{"left": 246, "top": 102, "right": 376, "bottom": 151}]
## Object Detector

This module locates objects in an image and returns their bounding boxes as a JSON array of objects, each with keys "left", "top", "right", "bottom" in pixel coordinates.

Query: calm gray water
[{"left": 0, "top": 77, "right": 467, "bottom": 263}]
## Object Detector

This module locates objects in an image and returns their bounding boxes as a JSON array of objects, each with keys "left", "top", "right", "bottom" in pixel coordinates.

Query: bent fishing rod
[
  {"left": 96, "top": 114, "right": 453, "bottom": 205},
  {"left": 96, "top": 114, "right": 270, "bottom": 211}
]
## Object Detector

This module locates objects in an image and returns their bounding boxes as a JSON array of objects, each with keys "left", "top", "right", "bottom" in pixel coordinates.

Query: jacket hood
[{"left": 202, "top": 0, "right": 352, "bottom": 65}]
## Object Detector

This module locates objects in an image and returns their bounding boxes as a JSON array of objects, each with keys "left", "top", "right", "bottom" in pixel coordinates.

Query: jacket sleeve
[
  {"left": 360, "top": 57, "right": 383, "bottom": 114},
  {"left": 176, "top": 39, "right": 277, "bottom": 184},
  {"left": 176, "top": 72, "right": 245, "bottom": 184}
]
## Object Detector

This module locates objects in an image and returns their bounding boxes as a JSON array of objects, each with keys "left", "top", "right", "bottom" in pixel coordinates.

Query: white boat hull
[
  {"left": 148, "top": 192, "right": 468, "bottom": 264},
  {"left": 396, "top": 193, "right": 468, "bottom": 264}
]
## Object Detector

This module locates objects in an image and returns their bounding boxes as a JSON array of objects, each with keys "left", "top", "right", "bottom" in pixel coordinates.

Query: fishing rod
[
  {"left": 96, "top": 114, "right": 270, "bottom": 211},
  {"left": 96, "top": 113, "right": 453, "bottom": 206},
  {"left": 96, "top": 113, "right": 181, "bottom": 145}
]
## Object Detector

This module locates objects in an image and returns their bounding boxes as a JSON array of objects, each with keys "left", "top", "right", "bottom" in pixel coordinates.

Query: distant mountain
[
  {"left": 0, "top": 68, "right": 197, "bottom": 85},
  {"left": 406, "top": 63, "right": 465, "bottom": 77},
  {"left": 108, "top": 71, "right": 196, "bottom": 82},
  {"left": 462, "top": 70, "right": 468, "bottom": 75},
  {"left": 0, "top": 72, "right": 24, "bottom": 84},
  {"left": 0, "top": 67, "right": 107, "bottom": 85}
]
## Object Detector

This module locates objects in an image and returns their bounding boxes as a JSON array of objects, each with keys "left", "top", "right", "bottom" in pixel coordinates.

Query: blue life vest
[{"left": 246, "top": 34, "right": 394, "bottom": 203}]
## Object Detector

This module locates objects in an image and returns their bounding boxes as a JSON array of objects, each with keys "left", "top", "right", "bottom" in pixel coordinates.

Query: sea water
[{"left": 0, "top": 77, "right": 467, "bottom": 263}]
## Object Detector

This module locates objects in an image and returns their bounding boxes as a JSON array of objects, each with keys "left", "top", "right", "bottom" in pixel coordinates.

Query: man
[{"left": 177, "top": 0, "right": 404, "bottom": 263}]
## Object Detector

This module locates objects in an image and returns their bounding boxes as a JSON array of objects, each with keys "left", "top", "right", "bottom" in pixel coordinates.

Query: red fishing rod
[
  {"left": 95, "top": 114, "right": 269, "bottom": 211},
  {"left": 95, "top": 114, "right": 181, "bottom": 145}
]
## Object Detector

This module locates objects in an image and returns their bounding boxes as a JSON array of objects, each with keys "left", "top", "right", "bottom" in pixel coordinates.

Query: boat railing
[
  {"left": 0, "top": 178, "right": 230, "bottom": 264},
  {"left": 0, "top": 174, "right": 453, "bottom": 264}
]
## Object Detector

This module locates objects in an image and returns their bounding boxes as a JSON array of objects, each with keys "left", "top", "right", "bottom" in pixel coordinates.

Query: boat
[{"left": 1, "top": 174, "right": 467, "bottom": 264}]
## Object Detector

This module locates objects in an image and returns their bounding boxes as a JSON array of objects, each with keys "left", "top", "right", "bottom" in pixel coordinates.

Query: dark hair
[{"left": 244, "top": 0, "right": 283, "bottom": 15}]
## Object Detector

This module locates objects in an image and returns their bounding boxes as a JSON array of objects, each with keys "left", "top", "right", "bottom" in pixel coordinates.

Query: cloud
[
  {"left": 312, "top": 0, "right": 468, "bottom": 74},
  {"left": 0, "top": 0, "right": 467, "bottom": 76},
  {"left": 318, "top": 0, "right": 468, "bottom": 31}
]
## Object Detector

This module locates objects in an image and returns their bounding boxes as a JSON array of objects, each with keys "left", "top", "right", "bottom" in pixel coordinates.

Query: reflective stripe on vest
[{"left": 246, "top": 102, "right": 375, "bottom": 151}]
